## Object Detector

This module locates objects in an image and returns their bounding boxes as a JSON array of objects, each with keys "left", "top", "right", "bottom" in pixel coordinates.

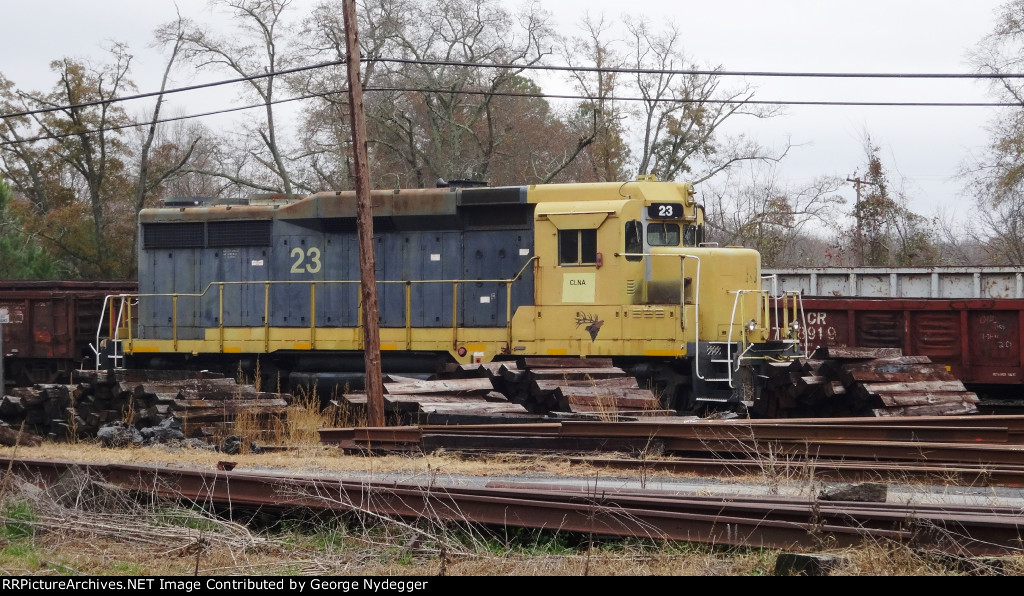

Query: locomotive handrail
[
  {"left": 97, "top": 256, "right": 540, "bottom": 359},
  {"left": 725, "top": 288, "right": 807, "bottom": 379},
  {"left": 719, "top": 288, "right": 807, "bottom": 387},
  {"left": 778, "top": 290, "right": 808, "bottom": 356},
  {"left": 796, "top": 292, "right": 808, "bottom": 355},
  {"left": 90, "top": 295, "right": 114, "bottom": 370},
  {"left": 90, "top": 293, "right": 135, "bottom": 370},
  {"left": 98, "top": 269, "right": 538, "bottom": 303},
  {"left": 104, "top": 257, "right": 539, "bottom": 302},
  {"left": 763, "top": 274, "right": 780, "bottom": 339},
  {"left": 762, "top": 274, "right": 808, "bottom": 355},
  {"left": 762, "top": 274, "right": 802, "bottom": 341},
  {"left": 723, "top": 289, "right": 758, "bottom": 387}
]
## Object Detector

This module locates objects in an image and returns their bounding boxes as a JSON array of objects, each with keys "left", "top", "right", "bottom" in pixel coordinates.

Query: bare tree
[
  {"left": 557, "top": 14, "right": 629, "bottom": 182},
  {"left": 962, "top": 0, "right": 1024, "bottom": 263},
  {"left": 300, "top": 0, "right": 561, "bottom": 188},
  {"left": 622, "top": 18, "right": 786, "bottom": 184},
  {"left": 931, "top": 206, "right": 991, "bottom": 265},
  {"left": 702, "top": 163, "right": 846, "bottom": 267},
  {"left": 130, "top": 15, "right": 202, "bottom": 267},
  {"left": 138, "top": 17, "right": 200, "bottom": 211},
  {"left": 168, "top": 0, "right": 299, "bottom": 196}
]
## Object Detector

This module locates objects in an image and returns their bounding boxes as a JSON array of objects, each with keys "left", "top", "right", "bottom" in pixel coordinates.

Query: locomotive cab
[{"left": 510, "top": 176, "right": 802, "bottom": 411}]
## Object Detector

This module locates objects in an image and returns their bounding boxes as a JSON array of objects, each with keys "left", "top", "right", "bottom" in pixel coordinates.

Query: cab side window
[
  {"left": 683, "top": 224, "right": 704, "bottom": 247},
  {"left": 624, "top": 220, "right": 643, "bottom": 262},
  {"left": 559, "top": 229, "right": 598, "bottom": 265}
]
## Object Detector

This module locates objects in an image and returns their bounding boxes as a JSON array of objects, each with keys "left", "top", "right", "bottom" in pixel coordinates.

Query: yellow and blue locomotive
[{"left": 105, "top": 176, "right": 802, "bottom": 411}]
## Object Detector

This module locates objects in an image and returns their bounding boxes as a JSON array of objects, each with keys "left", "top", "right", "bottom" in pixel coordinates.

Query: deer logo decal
[{"left": 575, "top": 312, "right": 604, "bottom": 341}]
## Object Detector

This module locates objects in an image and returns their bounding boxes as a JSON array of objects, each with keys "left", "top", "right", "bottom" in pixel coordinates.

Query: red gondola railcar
[
  {"left": 777, "top": 296, "right": 1024, "bottom": 388},
  {"left": 0, "top": 281, "right": 136, "bottom": 386}
]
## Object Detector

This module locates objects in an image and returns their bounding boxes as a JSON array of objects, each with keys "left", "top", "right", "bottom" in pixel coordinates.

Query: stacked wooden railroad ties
[
  {"left": 753, "top": 346, "right": 980, "bottom": 418},
  {"left": 491, "top": 357, "right": 669, "bottom": 417},
  {"left": 337, "top": 375, "right": 534, "bottom": 425},
  {"left": 335, "top": 357, "right": 669, "bottom": 425},
  {"left": 0, "top": 369, "right": 291, "bottom": 443},
  {"left": 112, "top": 370, "right": 291, "bottom": 440}
]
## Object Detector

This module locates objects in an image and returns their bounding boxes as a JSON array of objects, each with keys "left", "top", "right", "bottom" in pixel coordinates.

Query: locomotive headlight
[
  {"left": 790, "top": 320, "right": 800, "bottom": 333},
  {"left": 746, "top": 319, "right": 757, "bottom": 333}
]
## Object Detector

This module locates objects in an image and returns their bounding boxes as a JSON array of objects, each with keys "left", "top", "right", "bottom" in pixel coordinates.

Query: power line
[
  {"left": 0, "top": 58, "right": 347, "bottom": 120},
  {"left": 2, "top": 55, "right": 1022, "bottom": 123},
  {"left": 370, "top": 57, "right": 1024, "bottom": 80},
  {"left": 2, "top": 83, "right": 1019, "bottom": 149},
  {"left": 369, "top": 86, "right": 1018, "bottom": 107},
  {"left": 0, "top": 89, "right": 343, "bottom": 147}
]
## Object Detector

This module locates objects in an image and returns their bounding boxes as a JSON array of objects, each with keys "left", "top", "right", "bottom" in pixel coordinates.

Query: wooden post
[
  {"left": 846, "top": 176, "right": 878, "bottom": 267},
  {"left": 343, "top": 0, "right": 385, "bottom": 427},
  {"left": 846, "top": 176, "right": 864, "bottom": 267}
]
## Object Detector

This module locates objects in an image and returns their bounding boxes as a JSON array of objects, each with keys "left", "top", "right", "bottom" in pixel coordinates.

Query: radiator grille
[
  {"left": 208, "top": 221, "right": 272, "bottom": 247},
  {"left": 143, "top": 222, "right": 204, "bottom": 249}
]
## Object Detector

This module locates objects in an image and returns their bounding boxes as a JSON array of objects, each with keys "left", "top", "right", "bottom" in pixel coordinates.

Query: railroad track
[
  {"left": 319, "top": 415, "right": 1024, "bottom": 487},
  {"left": 2, "top": 456, "right": 1022, "bottom": 557}
]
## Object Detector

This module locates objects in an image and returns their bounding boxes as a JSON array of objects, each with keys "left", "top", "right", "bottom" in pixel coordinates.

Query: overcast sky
[{"left": 0, "top": 0, "right": 1011, "bottom": 218}]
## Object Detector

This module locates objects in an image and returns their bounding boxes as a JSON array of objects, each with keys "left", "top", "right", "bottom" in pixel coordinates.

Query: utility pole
[
  {"left": 846, "top": 176, "right": 877, "bottom": 267},
  {"left": 343, "top": 0, "right": 385, "bottom": 427},
  {"left": 0, "top": 310, "right": 6, "bottom": 399}
]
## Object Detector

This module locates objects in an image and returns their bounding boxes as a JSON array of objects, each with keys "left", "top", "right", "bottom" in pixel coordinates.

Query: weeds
[
  {"left": 0, "top": 465, "right": 276, "bottom": 575},
  {"left": 321, "top": 382, "right": 368, "bottom": 429},
  {"left": 122, "top": 392, "right": 136, "bottom": 427},
  {"left": 565, "top": 373, "right": 619, "bottom": 422},
  {"left": 0, "top": 449, "right": 1019, "bottom": 575},
  {"left": 231, "top": 362, "right": 262, "bottom": 453},
  {"left": 66, "top": 391, "right": 77, "bottom": 444},
  {"left": 1, "top": 500, "right": 36, "bottom": 540},
  {"left": 284, "top": 383, "right": 330, "bottom": 446}
]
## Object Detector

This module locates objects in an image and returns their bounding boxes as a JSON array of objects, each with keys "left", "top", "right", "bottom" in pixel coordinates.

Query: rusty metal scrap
[
  {"left": 2, "top": 456, "right": 1022, "bottom": 557},
  {"left": 319, "top": 415, "right": 1024, "bottom": 487}
]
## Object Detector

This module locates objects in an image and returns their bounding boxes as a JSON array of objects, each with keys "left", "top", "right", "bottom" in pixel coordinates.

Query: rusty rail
[
  {"left": 319, "top": 416, "right": 1024, "bottom": 487},
  {"left": 3, "top": 456, "right": 1023, "bottom": 556}
]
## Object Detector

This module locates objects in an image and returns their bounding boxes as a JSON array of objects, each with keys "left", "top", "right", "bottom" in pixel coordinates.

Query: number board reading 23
[{"left": 647, "top": 203, "right": 684, "bottom": 219}]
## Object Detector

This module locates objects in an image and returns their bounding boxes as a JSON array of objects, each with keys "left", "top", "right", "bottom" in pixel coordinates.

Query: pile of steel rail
[
  {"left": 320, "top": 415, "right": 1024, "bottom": 487},
  {"left": 2, "top": 456, "right": 1022, "bottom": 557}
]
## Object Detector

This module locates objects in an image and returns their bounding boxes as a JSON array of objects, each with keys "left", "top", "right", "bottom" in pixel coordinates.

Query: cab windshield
[{"left": 647, "top": 222, "right": 680, "bottom": 246}]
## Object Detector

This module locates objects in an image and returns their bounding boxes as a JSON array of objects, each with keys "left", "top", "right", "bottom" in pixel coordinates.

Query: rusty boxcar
[{"left": 0, "top": 281, "right": 136, "bottom": 387}]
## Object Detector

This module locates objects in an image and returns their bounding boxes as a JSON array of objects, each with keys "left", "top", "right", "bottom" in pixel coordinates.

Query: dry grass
[
  {"left": 0, "top": 459, "right": 1019, "bottom": 576},
  {"left": 0, "top": 438, "right": 1021, "bottom": 576},
  {"left": 567, "top": 392, "right": 619, "bottom": 422},
  {"left": 0, "top": 443, "right": 586, "bottom": 479},
  {"left": 3, "top": 382, "right": 1023, "bottom": 578},
  {"left": 66, "top": 391, "right": 79, "bottom": 444},
  {"left": 121, "top": 392, "right": 137, "bottom": 427},
  {"left": 227, "top": 362, "right": 343, "bottom": 453},
  {"left": 282, "top": 384, "right": 333, "bottom": 446}
]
